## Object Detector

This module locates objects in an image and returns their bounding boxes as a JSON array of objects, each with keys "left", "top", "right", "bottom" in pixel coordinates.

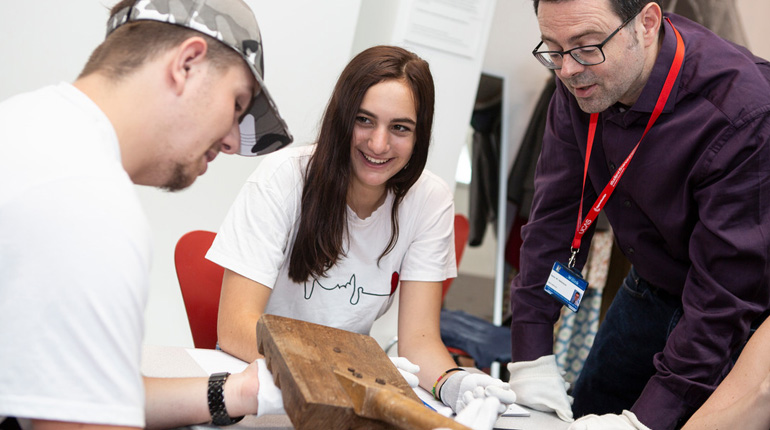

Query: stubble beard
[
  {"left": 161, "top": 163, "right": 195, "bottom": 192},
  {"left": 565, "top": 67, "right": 640, "bottom": 113}
]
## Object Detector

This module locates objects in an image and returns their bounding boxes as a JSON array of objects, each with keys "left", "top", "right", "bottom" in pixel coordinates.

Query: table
[{"left": 141, "top": 344, "right": 569, "bottom": 430}]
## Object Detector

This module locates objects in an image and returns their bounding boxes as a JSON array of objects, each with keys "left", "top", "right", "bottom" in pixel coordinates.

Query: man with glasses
[{"left": 505, "top": 1, "right": 770, "bottom": 429}]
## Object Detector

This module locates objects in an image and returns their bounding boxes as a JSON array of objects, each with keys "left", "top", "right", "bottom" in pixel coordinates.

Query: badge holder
[{"left": 544, "top": 250, "right": 587, "bottom": 313}]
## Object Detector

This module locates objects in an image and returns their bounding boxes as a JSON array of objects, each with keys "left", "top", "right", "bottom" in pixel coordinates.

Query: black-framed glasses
[{"left": 532, "top": 11, "right": 639, "bottom": 70}]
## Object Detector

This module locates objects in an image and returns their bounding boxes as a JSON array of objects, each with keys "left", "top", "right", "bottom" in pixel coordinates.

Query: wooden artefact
[{"left": 257, "top": 314, "right": 471, "bottom": 430}]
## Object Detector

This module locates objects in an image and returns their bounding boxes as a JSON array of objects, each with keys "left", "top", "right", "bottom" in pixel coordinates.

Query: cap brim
[{"left": 238, "top": 69, "right": 293, "bottom": 156}]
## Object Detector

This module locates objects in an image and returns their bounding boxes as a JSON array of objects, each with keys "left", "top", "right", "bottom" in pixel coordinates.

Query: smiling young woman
[{"left": 207, "top": 45, "right": 516, "bottom": 418}]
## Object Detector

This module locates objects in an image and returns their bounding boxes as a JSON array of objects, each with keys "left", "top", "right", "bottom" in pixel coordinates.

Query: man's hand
[
  {"left": 568, "top": 410, "right": 650, "bottom": 430},
  {"left": 440, "top": 368, "right": 517, "bottom": 413},
  {"left": 390, "top": 356, "right": 421, "bottom": 388},
  {"left": 506, "top": 355, "right": 574, "bottom": 422}
]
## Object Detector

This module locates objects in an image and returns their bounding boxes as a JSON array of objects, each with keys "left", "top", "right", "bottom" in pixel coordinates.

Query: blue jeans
[
  {"left": 570, "top": 267, "right": 769, "bottom": 426},
  {"left": 571, "top": 267, "right": 684, "bottom": 418}
]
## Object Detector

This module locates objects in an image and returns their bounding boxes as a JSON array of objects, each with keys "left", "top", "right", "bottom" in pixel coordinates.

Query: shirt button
[
  {"left": 627, "top": 247, "right": 635, "bottom": 255},
  {"left": 609, "top": 163, "right": 617, "bottom": 171},
  {"left": 624, "top": 200, "right": 631, "bottom": 208}
]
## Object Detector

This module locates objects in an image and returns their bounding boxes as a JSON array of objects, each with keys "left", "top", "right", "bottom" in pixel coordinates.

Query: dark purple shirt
[{"left": 510, "top": 14, "right": 770, "bottom": 429}]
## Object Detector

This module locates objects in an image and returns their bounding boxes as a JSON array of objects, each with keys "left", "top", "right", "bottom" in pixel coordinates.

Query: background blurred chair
[
  {"left": 174, "top": 230, "right": 222, "bottom": 349},
  {"left": 442, "top": 214, "right": 470, "bottom": 300}
]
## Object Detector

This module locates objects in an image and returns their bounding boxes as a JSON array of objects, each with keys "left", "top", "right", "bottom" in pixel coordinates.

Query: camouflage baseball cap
[{"left": 107, "top": 0, "right": 293, "bottom": 156}]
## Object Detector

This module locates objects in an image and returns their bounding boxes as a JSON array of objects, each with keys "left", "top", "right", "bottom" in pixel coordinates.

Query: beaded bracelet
[{"left": 431, "top": 367, "right": 463, "bottom": 401}]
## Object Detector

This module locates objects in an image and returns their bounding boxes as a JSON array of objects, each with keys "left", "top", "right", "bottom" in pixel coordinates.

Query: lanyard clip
[{"left": 568, "top": 247, "right": 579, "bottom": 269}]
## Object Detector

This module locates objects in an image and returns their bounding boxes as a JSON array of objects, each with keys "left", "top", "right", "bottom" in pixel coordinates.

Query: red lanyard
[{"left": 569, "top": 17, "right": 685, "bottom": 268}]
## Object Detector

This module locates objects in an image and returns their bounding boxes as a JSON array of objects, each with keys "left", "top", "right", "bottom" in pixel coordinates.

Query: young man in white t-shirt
[{"left": 0, "top": 0, "right": 292, "bottom": 428}]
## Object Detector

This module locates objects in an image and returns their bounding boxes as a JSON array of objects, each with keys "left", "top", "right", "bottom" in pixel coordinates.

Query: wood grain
[{"left": 256, "top": 314, "right": 470, "bottom": 430}]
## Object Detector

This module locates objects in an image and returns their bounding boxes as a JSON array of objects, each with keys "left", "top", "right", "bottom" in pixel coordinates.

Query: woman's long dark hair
[{"left": 288, "top": 45, "right": 435, "bottom": 283}]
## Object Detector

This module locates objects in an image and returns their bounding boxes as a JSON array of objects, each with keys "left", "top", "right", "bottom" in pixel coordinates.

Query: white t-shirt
[
  {"left": 0, "top": 84, "right": 151, "bottom": 427},
  {"left": 208, "top": 144, "right": 457, "bottom": 334}
]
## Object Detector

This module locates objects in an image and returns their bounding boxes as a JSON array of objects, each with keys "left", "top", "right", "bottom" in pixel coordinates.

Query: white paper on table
[
  {"left": 502, "top": 403, "right": 530, "bottom": 417},
  {"left": 494, "top": 404, "right": 533, "bottom": 430},
  {"left": 185, "top": 348, "right": 248, "bottom": 374}
]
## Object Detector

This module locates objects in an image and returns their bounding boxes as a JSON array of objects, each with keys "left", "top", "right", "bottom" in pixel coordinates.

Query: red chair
[
  {"left": 442, "top": 214, "right": 470, "bottom": 301},
  {"left": 174, "top": 230, "right": 223, "bottom": 349}
]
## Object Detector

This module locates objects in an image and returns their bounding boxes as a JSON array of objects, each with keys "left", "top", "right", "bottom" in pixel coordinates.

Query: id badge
[{"left": 544, "top": 261, "right": 588, "bottom": 313}]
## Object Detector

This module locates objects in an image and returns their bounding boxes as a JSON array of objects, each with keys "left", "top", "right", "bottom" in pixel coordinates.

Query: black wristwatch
[{"left": 207, "top": 372, "right": 245, "bottom": 426}]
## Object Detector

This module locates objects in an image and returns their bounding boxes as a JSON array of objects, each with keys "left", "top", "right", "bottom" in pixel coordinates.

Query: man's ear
[
  {"left": 638, "top": 2, "right": 663, "bottom": 48},
  {"left": 169, "top": 36, "right": 209, "bottom": 95}
]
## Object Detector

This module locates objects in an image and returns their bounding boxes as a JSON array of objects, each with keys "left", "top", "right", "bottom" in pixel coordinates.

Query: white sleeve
[
  {"left": 399, "top": 172, "right": 457, "bottom": 282},
  {"left": 207, "top": 152, "right": 304, "bottom": 288}
]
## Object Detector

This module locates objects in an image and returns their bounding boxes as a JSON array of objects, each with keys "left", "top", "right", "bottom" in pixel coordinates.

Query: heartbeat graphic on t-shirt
[{"left": 303, "top": 274, "right": 389, "bottom": 305}]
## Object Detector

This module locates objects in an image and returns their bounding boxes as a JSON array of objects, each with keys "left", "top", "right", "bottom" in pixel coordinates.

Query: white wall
[
  {"left": 0, "top": 2, "right": 105, "bottom": 97},
  {"left": 737, "top": 0, "right": 770, "bottom": 59}
]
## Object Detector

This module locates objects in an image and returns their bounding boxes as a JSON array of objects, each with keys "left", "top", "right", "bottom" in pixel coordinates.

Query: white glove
[
  {"left": 453, "top": 394, "right": 501, "bottom": 430},
  {"left": 568, "top": 410, "right": 650, "bottom": 430},
  {"left": 507, "top": 355, "right": 574, "bottom": 422},
  {"left": 389, "top": 356, "right": 421, "bottom": 388},
  {"left": 256, "top": 359, "right": 285, "bottom": 416},
  {"left": 440, "top": 368, "right": 517, "bottom": 414}
]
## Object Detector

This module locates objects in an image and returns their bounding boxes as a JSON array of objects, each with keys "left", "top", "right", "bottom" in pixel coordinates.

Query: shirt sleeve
[
  {"left": 400, "top": 172, "right": 457, "bottom": 282},
  {"left": 510, "top": 79, "right": 599, "bottom": 362},
  {"left": 206, "top": 152, "right": 303, "bottom": 288},
  {"left": 631, "top": 112, "right": 770, "bottom": 428}
]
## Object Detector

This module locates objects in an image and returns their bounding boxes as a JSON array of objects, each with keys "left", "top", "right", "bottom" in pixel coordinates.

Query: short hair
[
  {"left": 79, "top": 0, "right": 242, "bottom": 80},
  {"left": 532, "top": 0, "right": 660, "bottom": 21},
  {"left": 288, "top": 45, "right": 435, "bottom": 283}
]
